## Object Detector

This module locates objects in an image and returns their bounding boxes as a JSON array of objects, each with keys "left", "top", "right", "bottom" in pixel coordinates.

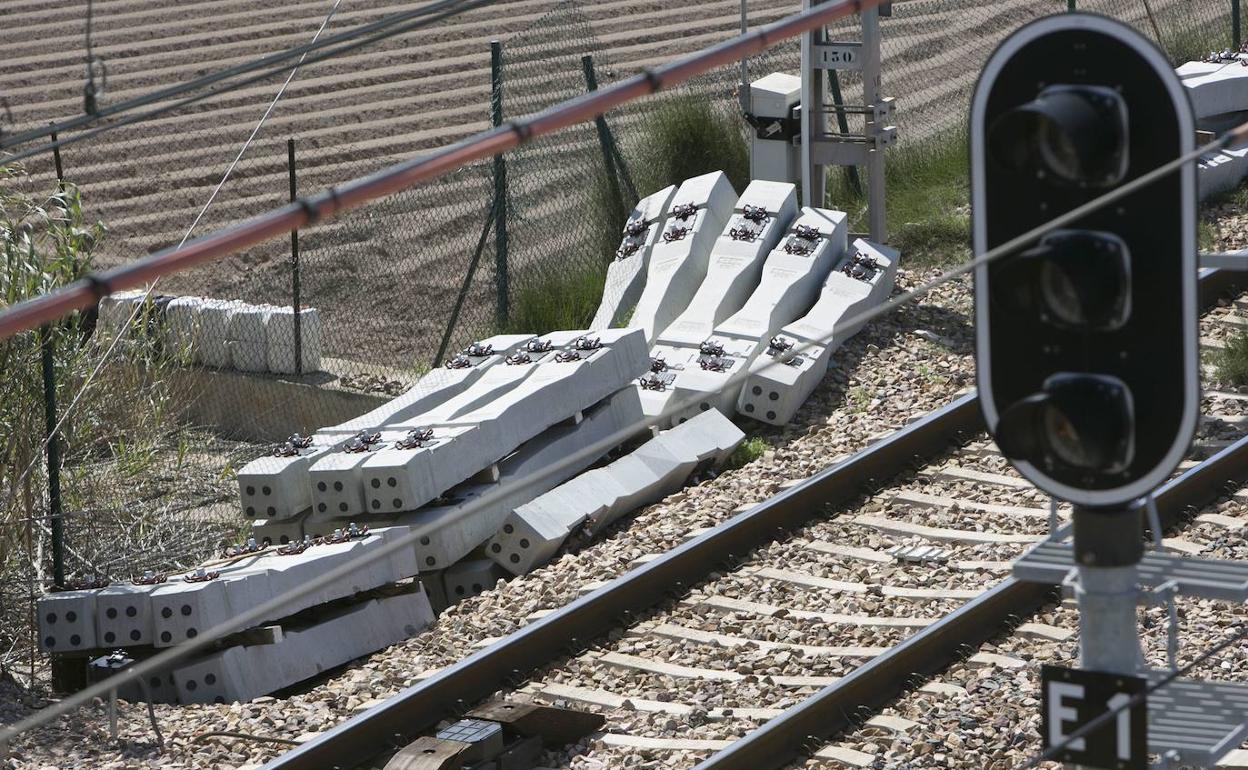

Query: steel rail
[
  {"left": 263, "top": 267, "right": 1247, "bottom": 770},
  {"left": 264, "top": 393, "right": 982, "bottom": 769},
  {"left": 0, "top": 0, "right": 887, "bottom": 342},
  {"left": 696, "top": 266, "right": 1248, "bottom": 770}
]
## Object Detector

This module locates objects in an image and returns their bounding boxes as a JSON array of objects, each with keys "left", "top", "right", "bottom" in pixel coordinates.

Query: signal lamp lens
[
  {"left": 995, "top": 230, "right": 1132, "bottom": 331},
  {"left": 988, "top": 84, "right": 1129, "bottom": 187},
  {"left": 995, "top": 373, "right": 1135, "bottom": 474}
]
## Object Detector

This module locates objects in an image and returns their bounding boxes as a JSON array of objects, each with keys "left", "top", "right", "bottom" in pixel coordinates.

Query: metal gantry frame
[{"left": 800, "top": 0, "right": 893, "bottom": 242}]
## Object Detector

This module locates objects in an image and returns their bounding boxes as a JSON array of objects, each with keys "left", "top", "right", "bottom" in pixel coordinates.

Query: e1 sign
[{"left": 1041, "top": 665, "right": 1147, "bottom": 770}]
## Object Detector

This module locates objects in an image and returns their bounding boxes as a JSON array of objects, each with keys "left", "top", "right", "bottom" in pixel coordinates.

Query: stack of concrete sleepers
[
  {"left": 642, "top": 180, "right": 799, "bottom": 421},
  {"left": 661, "top": 207, "right": 849, "bottom": 426},
  {"left": 486, "top": 409, "right": 744, "bottom": 575},
  {"left": 590, "top": 184, "right": 678, "bottom": 330},
  {"left": 1177, "top": 58, "right": 1248, "bottom": 198},
  {"left": 739, "top": 238, "right": 899, "bottom": 424}
]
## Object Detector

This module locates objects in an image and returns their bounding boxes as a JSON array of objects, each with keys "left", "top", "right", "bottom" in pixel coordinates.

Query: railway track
[{"left": 228, "top": 268, "right": 1248, "bottom": 770}]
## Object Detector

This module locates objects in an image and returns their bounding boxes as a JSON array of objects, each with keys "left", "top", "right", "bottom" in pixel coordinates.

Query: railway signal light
[{"left": 972, "top": 14, "right": 1198, "bottom": 508}]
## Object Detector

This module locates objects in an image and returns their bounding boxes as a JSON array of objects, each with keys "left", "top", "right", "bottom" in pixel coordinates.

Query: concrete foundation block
[
  {"left": 96, "top": 290, "right": 146, "bottom": 338},
  {"left": 333, "top": 334, "right": 536, "bottom": 433},
  {"left": 162, "top": 296, "right": 204, "bottom": 362},
  {"left": 442, "top": 559, "right": 508, "bottom": 603},
  {"left": 591, "top": 185, "right": 678, "bottom": 330},
  {"left": 1199, "top": 146, "right": 1248, "bottom": 200},
  {"left": 226, "top": 303, "right": 272, "bottom": 372},
  {"left": 657, "top": 180, "right": 798, "bottom": 348},
  {"left": 309, "top": 428, "right": 419, "bottom": 520},
  {"left": 338, "top": 329, "right": 646, "bottom": 517},
  {"left": 739, "top": 238, "right": 899, "bottom": 425},
  {"left": 266, "top": 307, "right": 322, "bottom": 374},
  {"left": 1178, "top": 59, "right": 1248, "bottom": 119},
  {"left": 149, "top": 527, "right": 415, "bottom": 648},
  {"left": 172, "top": 590, "right": 434, "bottom": 704},
  {"left": 487, "top": 409, "right": 742, "bottom": 574},
  {"left": 250, "top": 513, "right": 307, "bottom": 546},
  {"left": 195, "top": 299, "right": 238, "bottom": 369},
  {"left": 628, "top": 171, "right": 737, "bottom": 343},
  {"left": 37, "top": 590, "right": 98, "bottom": 653}
]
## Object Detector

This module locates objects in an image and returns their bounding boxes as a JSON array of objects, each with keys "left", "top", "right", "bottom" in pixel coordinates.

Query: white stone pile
[{"left": 96, "top": 290, "right": 322, "bottom": 374}]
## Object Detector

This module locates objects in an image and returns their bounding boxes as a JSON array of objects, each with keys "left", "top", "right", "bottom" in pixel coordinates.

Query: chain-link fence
[{"left": 0, "top": 0, "right": 1239, "bottom": 686}]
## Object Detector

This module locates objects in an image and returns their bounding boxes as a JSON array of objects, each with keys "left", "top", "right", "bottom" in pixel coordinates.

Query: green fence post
[
  {"left": 582, "top": 54, "right": 629, "bottom": 218},
  {"left": 1234, "top": 0, "right": 1242, "bottom": 50},
  {"left": 287, "top": 138, "right": 303, "bottom": 375},
  {"left": 46, "top": 128, "right": 65, "bottom": 589},
  {"left": 1067, "top": 0, "right": 1076, "bottom": 11},
  {"left": 491, "top": 40, "right": 510, "bottom": 328}
]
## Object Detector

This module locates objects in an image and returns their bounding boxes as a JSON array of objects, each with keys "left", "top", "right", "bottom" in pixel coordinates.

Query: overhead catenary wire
[{"left": 0, "top": 0, "right": 491, "bottom": 156}]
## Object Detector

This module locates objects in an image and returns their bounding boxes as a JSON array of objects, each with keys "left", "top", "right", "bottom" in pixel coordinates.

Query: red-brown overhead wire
[{"left": 0, "top": 0, "right": 881, "bottom": 341}]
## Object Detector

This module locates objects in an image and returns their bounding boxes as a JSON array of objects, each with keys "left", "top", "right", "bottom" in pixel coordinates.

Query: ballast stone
[
  {"left": 591, "top": 184, "right": 678, "bottom": 330},
  {"left": 665, "top": 207, "right": 848, "bottom": 425},
  {"left": 172, "top": 589, "right": 433, "bottom": 704},
  {"left": 487, "top": 409, "right": 743, "bottom": 575},
  {"left": 740, "top": 237, "right": 899, "bottom": 425},
  {"left": 628, "top": 171, "right": 737, "bottom": 344}
]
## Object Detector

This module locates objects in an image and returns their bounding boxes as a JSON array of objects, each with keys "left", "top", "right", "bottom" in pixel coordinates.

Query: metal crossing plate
[
  {"left": 1012, "top": 542, "right": 1248, "bottom": 602},
  {"left": 1146, "top": 673, "right": 1248, "bottom": 767}
]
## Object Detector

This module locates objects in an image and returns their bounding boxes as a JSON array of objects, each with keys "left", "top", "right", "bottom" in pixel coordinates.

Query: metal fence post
[
  {"left": 1234, "top": 0, "right": 1242, "bottom": 50},
  {"left": 287, "top": 138, "right": 303, "bottom": 376},
  {"left": 1067, "top": 0, "right": 1076, "bottom": 11},
  {"left": 582, "top": 54, "right": 628, "bottom": 218},
  {"left": 45, "top": 129, "right": 66, "bottom": 589},
  {"left": 491, "top": 40, "right": 510, "bottom": 328},
  {"left": 827, "top": 72, "right": 863, "bottom": 196}
]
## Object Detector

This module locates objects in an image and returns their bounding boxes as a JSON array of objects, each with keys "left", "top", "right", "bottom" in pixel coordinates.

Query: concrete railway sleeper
[{"left": 252, "top": 268, "right": 1247, "bottom": 770}]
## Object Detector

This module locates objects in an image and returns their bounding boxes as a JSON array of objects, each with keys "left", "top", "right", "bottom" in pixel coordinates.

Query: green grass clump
[
  {"left": 500, "top": 263, "right": 608, "bottom": 336},
  {"left": 827, "top": 128, "right": 970, "bottom": 268},
  {"left": 724, "top": 436, "right": 769, "bottom": 471},
  {"left": 627, "top": 95, "right": 751, "bottom": 200},
  {"left": 1214, "top": 331, "right": 1248, "bottom": 386}
]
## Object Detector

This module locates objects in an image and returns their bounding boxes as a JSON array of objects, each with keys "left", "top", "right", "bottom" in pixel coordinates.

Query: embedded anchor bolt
[
  {"left": 671, "top": 202, "right": 698, "bottom": 220},
  {"left": 741, "top": 204, "right": 768, "bottom": 223},
  {"left": 184, "top": 568, "right": 219, "bottom": 583},
  {"left": 445, "top": 354, "right": 472, "bottom": 369},
  {"left": 573, "top": 335, "right": 601, "bottom": 351},
  {"left": 729, "top": 226, "right": 758, "bottom": 241},
  {"left": 554, "top": 350, "right": 582, "bottom": 363},
  {"left": 133, "top": 569, "right": 167, "bottom": 586},
  {"left": 525, "top": 337, "right": 553, "bottom": 353},
  {"left": 344, "top": 430, "right": 382, "bottom": 453},
  {"left": 278, "top": 535, "right": 314, "bottom": 556},
  {"left": 623, "top": 219, "right": 649, "bottom": 237},
  {"left": 768, "top": 335, "right": 794, "bottom": 353},
  {"left": 464, "top": 342, "right": 494, "bottom": 357},
  {"left": 639, "top": 374, "right": 667, "bottom": 391},
  {"left": 663, "top": 226, "right": 689, "bottom": 242},
  {"left": 650, "top": 356, "right": 668, "bottom": 373},
  {"left": 699, "top": 356, "right": 729, "bottom": 372},
  {"left": 616, "top": 241, "right": 642, "bottom": 260},
  {"left": 396, "top": 427, "right": 435, "bottom": 450},
  {"left": 505, "top": 352, "right": 532, "bottom": 365},
  {"left": 699, "top": 340, "right": 725, "bottom": 357}
]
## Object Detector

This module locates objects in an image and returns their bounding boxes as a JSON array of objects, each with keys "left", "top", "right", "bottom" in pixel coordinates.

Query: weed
[
  {"left": 724, "top": 436, "right": 769, "bottom": 470},
  {"left": 500, "top": 263, "right": 609, "bottom": 336},
  {"left": 1214, "top": 332, "right": 1248, "bottom": 386},
  {"left": 827, "top": 127, "right": 971, "bottom": 268}
]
